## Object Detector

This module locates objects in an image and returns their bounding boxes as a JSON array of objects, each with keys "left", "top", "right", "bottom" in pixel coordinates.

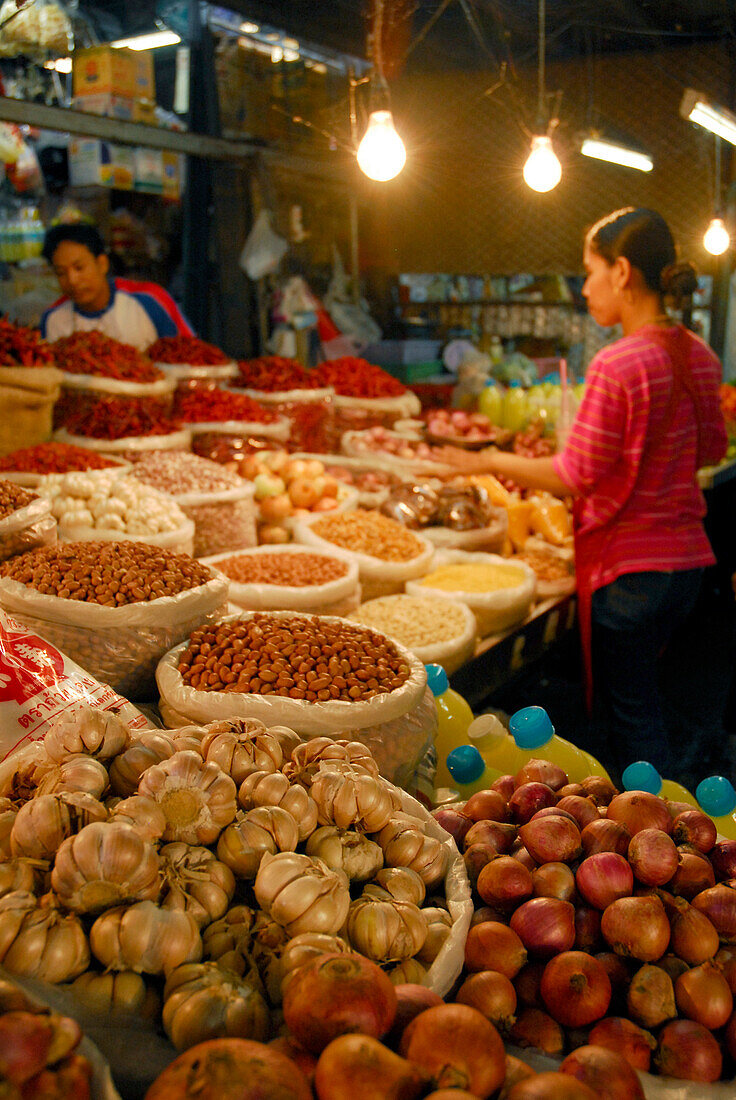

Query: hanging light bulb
[
  {"left": 356, "top": 109, "right": 406, "bottom": 181},
  {"left": 703, "top": 216, "right": 730, "bottom": 256},
  {"left": 523, "top": 134, "right": 562, "bottom": 192}
]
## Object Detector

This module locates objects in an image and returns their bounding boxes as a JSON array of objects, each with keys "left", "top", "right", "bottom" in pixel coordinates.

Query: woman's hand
[{"left": 433, "top": 445, "right": 498, "bottom": 474}]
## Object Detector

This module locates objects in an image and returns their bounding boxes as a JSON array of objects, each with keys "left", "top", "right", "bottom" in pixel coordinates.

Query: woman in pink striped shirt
[{"left": 440, "top": 208, "right": 728, "bottom": 782}]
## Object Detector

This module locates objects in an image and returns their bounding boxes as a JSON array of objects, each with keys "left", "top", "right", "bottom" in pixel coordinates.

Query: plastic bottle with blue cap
[
  {"left": 695, "top": 776, "right": 736, "bottom": 840},
  {"left": 446, "top": 743, "right": 503, "bottom": 796},
  {"left": 621, "top": 761, "right": 698, "bottom": 808},
  {"left": 509, "top": 705, "right": 606, "bottom": 783},
  {"left": 425, "top": 664, "right": 474, "bottom": 791}
]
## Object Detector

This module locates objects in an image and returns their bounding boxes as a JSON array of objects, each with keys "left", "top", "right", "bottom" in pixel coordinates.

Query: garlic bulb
[
  {"left": 377, "top": 819, "right": 448, "bottom": 887},
  {"left": 216, "top": 806, "right": 299, "bottom": 879},
  {"left": 249, "top": 911, "right": 290, "bottom": 1006},
  {"left": 284, "top": 738, "right": 379, "bottom": 788},
  {"left": 202, "top": 904, "right": 256, "bottom": 972},
  {"left": 279, "top": 932, "right": 352, "bottom": 996},
  {"left": 417, "top": 906, "right": 453, "bottom": 964},
  {"left": 90, "top": 900, "right": 202, "bottom": 975},
  {"left": 387, "top": 958, "right": 428, "bottom": 986},
  {"left": 0, "top": 890, "right": 89, "bottom": 982},
  {"left": 43, "top": 707, "right": 130, "bottom": 763},
  {"left": 364, "top": 867, "right": 426, "bottom": 907},
  {"left": 0, "top": 859, "right": 40, "bottom": 898},
  {"left": 70, "top": 970, "right": 161, "bottom": 1020},
  {"left": 0, "top": 746, "right": 55, "bottom": 808},
  {"left": 0, "top": 799, "right": 16, "bottom": 859},
  {"left": 35, "top": 755, "right": 109, "bottom": 801},
  {"left": 160, "top": 843, "right": 236, "bottom": 928},
  {"left": 51, "top": 821, "right": 161, "bottom": 914},
  {"left": 266, "top": 725, "right": 302, "bottom": 758},
  {"left": 10, "top": 792, "right": 107, "bottom": 861},
  {"left": 306, "top": 827, "right": 384, "bottom": 882},
  {"left": 171, "top": 733, "right": 205, "bottom": 754},
  {"left": 108, "top": 731, "right": 177, "bottom": 797},
  {"left": 237, "top": 771, "right": 318, "bottom": 841},
  {"left": 254, "top": 852, "right": 350, "bottom": 937},
  {"left": 137, "top": 751, "right": 237, "bottom": 845},
  {"left": 108, "top": 796, "right": 167, "bottom": 843},
  {"left": 347, "top": 896, "right": 427, "bottom": 962},
  {"left": 310, "top": 765, "right": 394, "bottom": 833},
  {"left": 162, "top": 961, "right": 270, "bottom": 1051},
  {"left": 202, "top": 729, "right": 283, "bottom": 784}
]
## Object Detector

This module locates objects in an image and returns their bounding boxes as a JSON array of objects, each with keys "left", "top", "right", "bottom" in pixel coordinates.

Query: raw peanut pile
[
  {"left": 0, "top": 479, "right": 39, "bottom": 520},
  {"left": 0, "top": 541, "right": 213, "bottom": 605},
  {"left": 53, "top": 331, "right": 163, "bottom": 383},
  {"left": 130, "top": 451, "right": 242, "bottom": 495},
  {"left": 214, "top": 550, "right": 349, "bottom": 587},
  {"left": 178, "top": 614, "right": 411, "bottom": 700},
  {"left": 350, "top": 594, "right": 471, "bottom": 648},
  {"left": 0, "top": 442, "right": 122, "bottom": 474},
  {"left": 309, "top": 509, "right": 426, "bottom": 562},
  {"left": 148, "top": 335, "right": 231, "bottom": 366}
]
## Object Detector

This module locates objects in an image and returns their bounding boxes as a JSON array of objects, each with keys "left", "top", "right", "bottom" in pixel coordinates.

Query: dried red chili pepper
[
  {"left": 148, "top": 336, "right": 231, "bottom": 366},
  {"left": 234, "top": 356, "right": 320, "bottom": 392},
  {"left": 172, "top": 384, "right": 276, "bottom": 424},
  {"left": 0, "top": 318, "right": 55, "bottom": 367},
  {"left": 52, "top": 331, "right": 162, "bottom": 383},
  {"left": 62, "top": 396, "right": 182, "bottom": 440},
  {"left": 312, "top": 357, "right": 406, "bottom": 397},
  {"left": 0, "top": 442, "right": 120, "bottom": 473}
]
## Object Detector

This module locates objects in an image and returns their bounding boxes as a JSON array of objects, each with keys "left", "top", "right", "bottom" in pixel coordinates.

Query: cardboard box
[
  {"left": 72, "top": 94, "right": 157, "bottom": 126},
  {"left": 132, "top": 51, "right": 155, "bottom": 102},
  {"left": 134, "top": 148, "right": 163, "bottom": 193},
  {"left": 162, "top": 151, "right": 183, "bottom": 199},
  {"left": 68, "top": 139, "right": 135, "bottom": 190},
  {"left": 73, "top": 46, "right": 156, "bottom": 102}
]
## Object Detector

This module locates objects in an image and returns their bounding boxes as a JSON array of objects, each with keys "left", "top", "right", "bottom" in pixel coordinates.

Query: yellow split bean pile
[
  {"left": 418, "top": 561, "right": 528, "bottom": 593},
  {"left": 309, "top": 509, "right": 426, "bottom": 562},
  {"left": 350, "top": 595, "right": 470, "bottom": 649}
]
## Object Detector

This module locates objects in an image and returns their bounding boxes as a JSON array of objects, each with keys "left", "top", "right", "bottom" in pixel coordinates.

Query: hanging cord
[
  {"left": 715, "top": 135, "right": 723, "bottom": 213},
  {"left": 537, "top": 0, "right": 546, "bottom": 124}
]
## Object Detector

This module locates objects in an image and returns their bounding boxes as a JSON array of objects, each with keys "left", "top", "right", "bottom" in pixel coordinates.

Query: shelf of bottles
[{"left": 0, "top": 205, "right": 45, "bottom": 263}]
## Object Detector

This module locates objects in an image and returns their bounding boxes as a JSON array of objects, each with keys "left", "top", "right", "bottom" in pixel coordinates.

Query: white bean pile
[
  {"left": 39, "top": 472, "right": 187, "bottom": 536},
  {"left": 350, "top": 594, "right": 471, "bottom": 649}
]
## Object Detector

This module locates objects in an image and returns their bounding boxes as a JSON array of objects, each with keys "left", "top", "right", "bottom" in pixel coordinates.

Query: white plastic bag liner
[
  {"left": 0, "top": 494, "right": 57, "bottom": 561},
  {"left": 57, "top": 517, "right": 195, "bottom": 557},
  {"left": 421, "top": 511, "right": 508, "bottom": 554},
  {"left": 406, "top": 549, "right": 537, "bottom": 637},
  {"left": 239, "top": 209, "right": 288, "bottom": 279},
  {"left": 350, "top": 594, "right": 478, "bottom": 677},
  {"left": 235, "top": 386, "right": 334, "bottom": 405},
  {"left": 0, "top": 570, "right": 229, "bottom": 702},
  {"left": 334, "top": 391, "right": 421, "bottom": 419},
  {"left": 168, "top": 482, "right": 256, "bottom": 558},
  {"left": 59, "top": 373, "right": 176, "bottom": 400},
  {"left": 185, "top": 417, "right": 290, "bottom": 442},
  {"left": 54, "top": 427, "right": 192, "bottom": 456},
  {"left": 292, "top": 514, "right": 436, "bottom": 602},
  {"left": 155, "top": 360, "right": 238, "bottom": 382},
  {"left": 201, "top": 545, "right": 361, "bottom": 614},
  {"left": 0, "top": 458, "right": 130, "bottom": 488},
  {"left": 340, "top": 430, "right": 455, "bottom": 479},
  {"left": 156, "top": 611, "right": 434, "bottom": 785},
  {"left": 390, "top": 784, "right": 473, "bottom": 996}
]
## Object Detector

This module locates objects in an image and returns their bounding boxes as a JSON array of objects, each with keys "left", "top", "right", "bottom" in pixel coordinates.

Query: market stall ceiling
[{"left": 85, "top": 0, "right": 734, "bottom": 70}]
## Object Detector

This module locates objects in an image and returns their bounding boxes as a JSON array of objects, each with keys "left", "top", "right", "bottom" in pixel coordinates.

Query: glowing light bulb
[
  {"left": 357, "top": 110, "right": 406, "bottom": 182},
  {"left": 523, "top": 135, "right": 562, "bottom": 193},
  {"left": 703, "top": 216, "right": 730, "bottom": 256}
]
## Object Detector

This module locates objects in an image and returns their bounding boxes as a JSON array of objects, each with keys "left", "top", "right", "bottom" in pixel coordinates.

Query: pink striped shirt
[{"left": 552, "top": 324, "right": 727, "bottom": 589}]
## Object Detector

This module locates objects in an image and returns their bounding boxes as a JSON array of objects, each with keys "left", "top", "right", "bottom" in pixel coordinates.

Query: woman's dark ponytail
[{"left": 660, "top": 260, "right": 698, "bottom": 309}]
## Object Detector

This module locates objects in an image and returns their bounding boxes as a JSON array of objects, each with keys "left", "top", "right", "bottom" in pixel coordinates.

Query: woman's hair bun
[{"left": 660, "top": 260, "right": 698, "bottom": 304}]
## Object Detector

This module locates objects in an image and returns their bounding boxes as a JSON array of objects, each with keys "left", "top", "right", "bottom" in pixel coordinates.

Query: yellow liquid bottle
[
  {"left": 579, "top": 749, "right": 612, "bottom": 781},
  {"left": 696, "top": 776, "right": 736, "bottom": 840},
  {"left": 446, "top": 744, "right": 502, "bottom": 796},
  {"left": 478, "top": 382, "right": 503, "bottom": 426},
  {"left": 466, "top": 712, "right": 530, "bottom": 778},
  {"left": 508, "top": 706, "right": 598, "bottom": 785},
  {"left": 622, "top": 761, "right": 699, "bottom": 809},
  {"left": 502, "top": 380, "right": 528, "bottom": 432},
  {"left": 426, "top": 664, "right": 474, "bottom": 791}
]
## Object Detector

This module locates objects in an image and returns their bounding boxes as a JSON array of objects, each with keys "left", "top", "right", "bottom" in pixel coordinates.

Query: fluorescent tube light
[
  {"left": 680, "top": 88, "right": 736, "bottom": 147},
  {"left": 111, "top": 30, "right": 181, "bottom": 51},
  {"left": 44, "top": 57, "right": 72, "bottom": 73},
  {"left": 581, "top": 136, "right": 653, "bottom": 172}
]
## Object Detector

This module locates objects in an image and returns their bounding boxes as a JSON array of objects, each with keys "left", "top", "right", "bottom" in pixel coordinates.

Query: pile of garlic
[
  {"left": 38, "top": 471, "right": 187, "bottom": 536},
  {"left": 0, "top": 707, "right": 461, "bottom": 1054}
]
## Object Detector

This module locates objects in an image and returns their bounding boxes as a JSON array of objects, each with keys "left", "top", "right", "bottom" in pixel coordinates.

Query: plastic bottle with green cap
[
  {"left": 425, "top": 663, "right": 474, "bottom": 790},
  {"left": 446, "top": 744, "right": 502, "bottom": 796},
  {"left": 695, "top": 776, "right": 736, "bottom": 840},
  {"left": 621, "top": 761, "right": 698, "bottom": 808}
]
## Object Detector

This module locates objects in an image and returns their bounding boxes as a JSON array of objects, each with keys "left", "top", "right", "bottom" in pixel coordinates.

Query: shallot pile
[{"left": 433, "top": 760, "right": 736, "bottom": 1087}]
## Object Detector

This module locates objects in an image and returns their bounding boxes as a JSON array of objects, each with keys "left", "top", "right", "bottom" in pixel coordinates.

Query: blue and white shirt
[{"left": 40, "top": 278, "right": 193, "bottom": 350}]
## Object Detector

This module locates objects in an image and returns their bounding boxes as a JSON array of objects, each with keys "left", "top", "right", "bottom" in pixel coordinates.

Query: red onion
[
  {"left": 601, "top": 895, "right": 671, "bottom": 961},
  {"left": 655, "top": 1019, "right": 723, "bottom": 1083},
  {"left": 580, "top": 775, "right": 619, "bottom": 807},
  {"left": 709, "top": 839, "right": 736, "bottom": 880},
  {"left": 575, "top": 853, "right": 634, "bottom": 910},
  {"left": 463, "top": 844, "right": 500, "bottom": 890},
  {"left": 560, "top": 1044, "right": 645, "bottom": 1098},
  {"left": 455, "top": 970, "right": 517, "bottom": 1032},
  {"left": 665, "top": 799, "right": 693, "bottom": 820},
  {"left": 462, "top": 788, "right": 510, "bottom": 823},
  {"left": 508, "top": 1007, "right": 565, "bottom": 1056},
  {"left": 464, "top": 920, "right": 527, "bottom": 977},
  {"left": 491, "top": 774, "right": 515, "bottom": 801},
  {"left": 556, "top": 795, "right": 599, "bottom": 830},
  {"left": 669, "top": 851, "right": 715, "bottom": 899},
  {"left": 540, "top": 952, "right": 611, "bottom": 1027},
  {"left": 508, "top": 782, "right": 557, "bottom": 824},
  {"left": 574, "top": 905, "right": 603, "bottom": 951},
  {"left": 667, "top": 897, "right": 720, "bottom": 964},
  {"left": 606, "top": 790, "right": 671, "bottom": 836},
  {"left": 531, "top": 861, "right": 576, "bottom": 902},
  {"left": 510, "top": 841, "right": 537, "bottom": 872},
  {"left": 671, "top": 809, "right": 717, "bottom": 854},
  {"left": 692, "top": 883, "right": 736, "bottom": 940},
  {"left": 514, "top": 758, "right": 568, "bottom": 791},
  {"left": 463, "top": 819, "right": 516, "bottom": 854},
  {"left": 596, "top": 952, "right": 634, "bottom": 1003},
  {"left": 655, "top": 953, "right": 689, "bottom": 985},
  {"left": 476, "top": 855, "right": 533, "bottom": 910},
  {"left": 588, "top": 1017, "right": 656, "bottom": 1072},
  {"left": 715, "top": 945, "right": 736, "bottom": 993},
  {"left": 518, "top": 815, "right": 582, "bottom": 865},
  {"left": 509, "top": 897, "right": 576, "bottom": 957},
  {"left": 626, "top": 962, "right": 676, "bottom": 1028},
  {"left": 675, "top": 960, "right": 733, "bottom": 1029},
  {"left": 580, "top": 817, "right": 631, "bottom": 856},
  {"left": 432, "top": 806, "right": 474, "bottom": 847},
  {"left": 529, "top": 806, "right": 578, "bottom": 824},
  {"left": 558, "top": 782, "right": 586, "bottom": 797},
  {"left": 627, "top": 828, "right": 678, "bottom": 886},
  {"left": 513, "top": 960, "right": 546, "bottom": 1007},
  {"left": 470, "top": 904, "right": 507, "bottom": 927}
]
